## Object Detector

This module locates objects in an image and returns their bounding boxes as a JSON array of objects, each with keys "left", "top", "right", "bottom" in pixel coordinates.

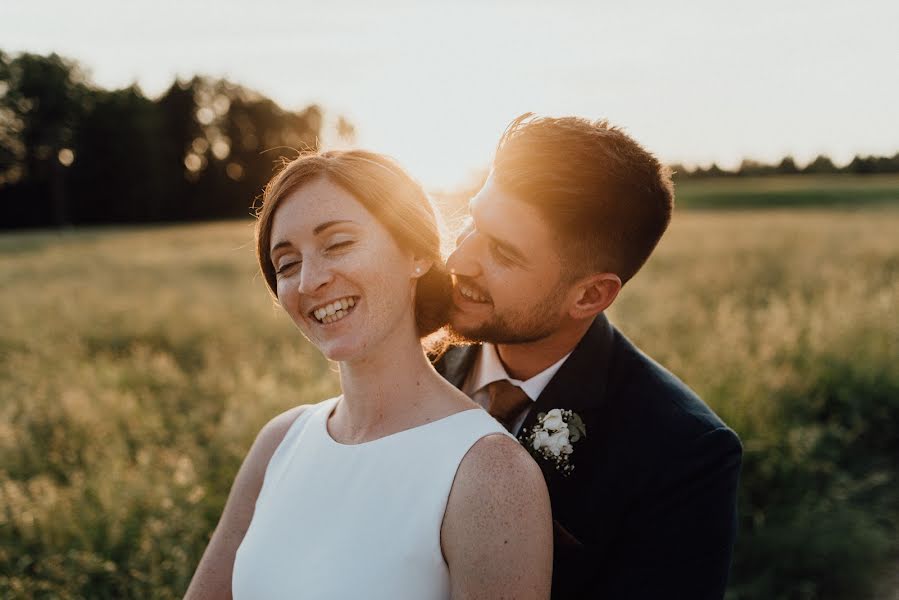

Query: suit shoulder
[{"left": 610, "top": 332, "right": 736, "bottom": 444}]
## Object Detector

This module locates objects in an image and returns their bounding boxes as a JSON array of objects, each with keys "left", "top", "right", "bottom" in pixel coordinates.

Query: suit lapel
[
  {"left": 438, "top": 317, "right": 616, "bottom": 485},
  {"left": 521, "top": 313, "right": 615, "bottom": 438},
  {"left": 436, "top": 317, "right": 616, "bottom": 513},
  {"left": 519, "top": 314, "right": 617, "bottom": 523},
  {"left": 437, "top": 317, "right": 618, "bottom": 591}
]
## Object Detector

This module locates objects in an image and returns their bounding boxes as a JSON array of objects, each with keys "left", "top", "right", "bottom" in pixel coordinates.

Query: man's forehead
[
  {"left": 467, "top": 174, "right": 562, "bottom": 262},
  {"left": 469, "top": 174, "right": 516, "bottom": 215}
]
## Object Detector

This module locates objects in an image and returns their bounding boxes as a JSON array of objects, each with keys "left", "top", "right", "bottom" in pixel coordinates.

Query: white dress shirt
[{"left": 461, "top": 343, "right": 572, "bottom": 436}]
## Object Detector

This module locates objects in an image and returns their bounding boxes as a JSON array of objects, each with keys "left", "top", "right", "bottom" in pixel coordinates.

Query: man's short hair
[{"left": 492, "top": 113, "right": 674, "bottom": 284}]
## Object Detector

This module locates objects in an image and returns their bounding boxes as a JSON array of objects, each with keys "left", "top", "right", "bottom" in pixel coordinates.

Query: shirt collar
[{"left": 468, "top": 343, "right": 572, "bottom": 402}]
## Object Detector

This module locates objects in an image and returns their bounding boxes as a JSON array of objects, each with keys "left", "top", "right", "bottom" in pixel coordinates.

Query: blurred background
[{"left": 1, "top": 1, "right": 897, "bottom": 598}]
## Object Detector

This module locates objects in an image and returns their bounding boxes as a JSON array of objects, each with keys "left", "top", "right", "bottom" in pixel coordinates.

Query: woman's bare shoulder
[
  {"left": 258, "top": 403, "right": 309, "bottom": 443},
  {"left": 441, "top": 433, "right": 553, "bottom": 597},
  {"left": 454, "top": 432, "right": 547, "bottom": 504},
  {"left": 182, "top": 401, "right": 316, "bottom": 599},
  {"left": 249, "top": 402, "right": 315, "bottom": 466}
]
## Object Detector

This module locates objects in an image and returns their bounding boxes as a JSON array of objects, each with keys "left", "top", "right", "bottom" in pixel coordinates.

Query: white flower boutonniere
[{"left": 520, "top": 408, "right": 586, "bottom": 476}]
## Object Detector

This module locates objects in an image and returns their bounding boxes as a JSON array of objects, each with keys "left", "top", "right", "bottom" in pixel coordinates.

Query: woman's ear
[
  {"left": 568, "top": 272, "right": 622, "bottom": 319},
  {"left": 412, "top": 258, "right": 434, "bottom": 279}
]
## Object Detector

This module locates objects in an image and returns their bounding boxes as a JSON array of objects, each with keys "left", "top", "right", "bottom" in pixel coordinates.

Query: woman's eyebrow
[
  {"left": 271, "top": 220, "right": 358, "bottom": 253},
  {"left": 271, "top": 240, "right": 293, "bottom": 253},
  {"left": 313, "top": 219, "right": 356, "bottom": 235}
]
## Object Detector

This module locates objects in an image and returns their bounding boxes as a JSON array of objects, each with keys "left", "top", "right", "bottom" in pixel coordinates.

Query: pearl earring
[{"left": 415, "top": 266, "right": 422, "bottom": 274}]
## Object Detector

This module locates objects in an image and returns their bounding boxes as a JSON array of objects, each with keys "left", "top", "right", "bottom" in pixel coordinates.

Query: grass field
[
  {"left": 2, "top": 200, "right": 898, "bottom": 598},
  {"left": 674, "top": 173, "right": 899, "bottom": 209}
]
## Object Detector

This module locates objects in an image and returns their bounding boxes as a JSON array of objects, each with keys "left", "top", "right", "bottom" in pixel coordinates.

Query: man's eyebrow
[{"left": 470, "top": 212, "right": 528, "bottom": 265}]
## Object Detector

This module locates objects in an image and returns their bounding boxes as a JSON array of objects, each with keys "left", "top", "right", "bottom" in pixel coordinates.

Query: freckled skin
[
  {"left": 442, "top": 434, "right": 553, "bottom": 598},
  {"left": 186, "top": 173, "right": 553, "bottom": 599},
  {"left": 270, "top": 177, "right": 418, "bottom": 363}
]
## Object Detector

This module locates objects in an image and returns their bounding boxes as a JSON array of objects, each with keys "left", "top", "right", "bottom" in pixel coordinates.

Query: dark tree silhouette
[
  {"left": 803, "top": 154, "right": 839, "bottom": 174},
  {"left": 776, "top": 156, "right": 799, "bottom": 174},
  {"left": 0, "top": 52, "right": 329, "bottom": 229},
  {"left": 0, "top": 52, "right": 88, "bottom": 227}
]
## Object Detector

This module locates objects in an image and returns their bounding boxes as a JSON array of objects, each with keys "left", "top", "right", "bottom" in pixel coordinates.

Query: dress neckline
[{"left": 320, "top": 396, "right": 484, "bottom": 448}]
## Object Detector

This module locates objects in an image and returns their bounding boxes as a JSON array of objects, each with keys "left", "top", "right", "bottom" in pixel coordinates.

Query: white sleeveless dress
[{"left": 232, "top": 396, "right": 512, "bottom": 599}]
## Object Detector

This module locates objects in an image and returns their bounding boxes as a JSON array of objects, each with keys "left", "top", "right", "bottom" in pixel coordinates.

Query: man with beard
[{"left": 436, "top": 114, "right": 742, "bottom": 599}]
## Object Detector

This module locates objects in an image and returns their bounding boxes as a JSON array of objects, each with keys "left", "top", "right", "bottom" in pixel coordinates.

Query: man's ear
[{"left": 568, "top": 272, "right": 622, "bottom": 319}]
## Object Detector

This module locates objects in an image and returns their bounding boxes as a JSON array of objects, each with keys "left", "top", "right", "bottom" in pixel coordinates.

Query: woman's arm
[
  {"left": 183, "top": 405, "right": 307, "bottom": 599},
  {"left": 441, "top": 434, "right": 553, "bottom": 600}
]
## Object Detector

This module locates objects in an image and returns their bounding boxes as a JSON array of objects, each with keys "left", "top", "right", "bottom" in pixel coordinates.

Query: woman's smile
[{"left": 308, "top": 295, "right": 360, "bottom": 325}]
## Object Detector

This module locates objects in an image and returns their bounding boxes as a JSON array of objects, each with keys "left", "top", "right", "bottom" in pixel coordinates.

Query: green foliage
[
  {"left": 727, "top": 354, "right": 899, "bottom": 599},
  {"left": 1, "top": 207, "right": 898, "bottom": 598},
  {"left": 675, "top": 174, "right": 899, "bottom": 209},
  {"left": 0, "top": 223, "right": 339, "bottom": 598},
  {"left": 609, "top": 208, "right": 899, "bottom": 599},
  {"left": 0, "top": 52, "right": 326, "bottom": 229},
  {"left": 672, "top": 151, "right": 899, "bottom": 179}
]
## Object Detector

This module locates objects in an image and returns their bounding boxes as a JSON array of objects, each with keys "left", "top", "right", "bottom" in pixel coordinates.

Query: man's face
[{"left": 446, "top": 176, "right": 570, "bottom": 344}]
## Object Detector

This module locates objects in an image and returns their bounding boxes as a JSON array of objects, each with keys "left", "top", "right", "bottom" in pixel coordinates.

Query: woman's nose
[{"left": 297, "top": 258, "right": 333, "bottom": 295}]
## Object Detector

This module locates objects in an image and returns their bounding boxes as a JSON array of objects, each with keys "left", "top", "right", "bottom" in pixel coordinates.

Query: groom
[{"left": 436, "top": 114, "right": 742, "bottom": 599}]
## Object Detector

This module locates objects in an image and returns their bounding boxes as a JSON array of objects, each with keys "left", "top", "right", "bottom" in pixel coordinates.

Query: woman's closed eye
[
  {"left": 325, "top": 240, "right": 355, "bottom": 252},
  {"left": 276, "top": 259, "right": 302, "bottom": 275},
  {"left": 275, "top": 238, "right": 355, "bottom": 276}
]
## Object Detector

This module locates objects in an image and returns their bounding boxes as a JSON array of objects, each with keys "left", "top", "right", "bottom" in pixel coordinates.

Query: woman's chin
[{"left": 317, "top": 338, "right": 364, "bottom": 363}]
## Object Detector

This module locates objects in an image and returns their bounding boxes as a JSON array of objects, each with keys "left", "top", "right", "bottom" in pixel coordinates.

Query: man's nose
[
  {"left": 446, "top": 227, "right": 481, "bottom": 278},
  {"left": 454, "top": 217, "right": 475, "bottom": 248},
  {"left": 297, "top": 257, "right": 333, "bottom": 295}
]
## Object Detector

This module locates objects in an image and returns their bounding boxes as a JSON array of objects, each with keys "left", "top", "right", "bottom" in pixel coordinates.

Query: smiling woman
[
  {"left": 265, "top": 176, "right": 429, "bottom": 361},
  {"left": 183, "top": 149, "right": 553, "bottom": 599},
  {"left": 255, "top": 150, "right": 452, "bottom": 341}
]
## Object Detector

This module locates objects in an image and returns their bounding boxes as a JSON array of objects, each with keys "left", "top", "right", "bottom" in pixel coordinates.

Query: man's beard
[{"left": 447, "top": 285, "right": 566, "bottom": 345}]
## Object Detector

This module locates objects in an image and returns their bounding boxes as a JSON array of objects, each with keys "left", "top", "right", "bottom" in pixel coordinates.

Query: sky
[{"left": 2, "top": 0, "right": 897, "bottom": 190}]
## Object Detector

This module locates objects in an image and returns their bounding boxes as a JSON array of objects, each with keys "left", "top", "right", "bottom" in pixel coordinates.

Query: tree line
[
  {"left": 671, "top": 152, "right": 899, "bottom": 180},
  {"left": 0, "top": 51, "right": 355, "bottom": 230},
  {"left": 2, "top": 50, "right": 897, "bottom": 229}
]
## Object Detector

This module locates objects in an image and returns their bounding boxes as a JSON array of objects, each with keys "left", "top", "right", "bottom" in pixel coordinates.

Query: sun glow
[{"left": 2, "top": 0, "right": 897, "bottom": 191}]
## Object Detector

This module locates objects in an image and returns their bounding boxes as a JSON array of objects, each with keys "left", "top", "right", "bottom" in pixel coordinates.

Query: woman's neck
[{"left": 332, "top": 322, "right": 462, "bottom": 442}]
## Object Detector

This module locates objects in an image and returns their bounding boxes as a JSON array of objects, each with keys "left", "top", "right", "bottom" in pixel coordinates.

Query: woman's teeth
[
  {"left": 458, "top": 284, "right": 488, "bottom": 303},
  {"left": 313, "top": 297, "right": 356, "bottom": 324}
]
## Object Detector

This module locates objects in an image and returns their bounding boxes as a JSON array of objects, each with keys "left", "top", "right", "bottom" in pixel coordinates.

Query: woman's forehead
[{"left": 271, "top": 180, "right": 372, "bottom": 239}]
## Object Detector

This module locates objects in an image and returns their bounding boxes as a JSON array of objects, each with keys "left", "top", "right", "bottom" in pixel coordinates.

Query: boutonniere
[{"left": 519, "top": 409, "right": 586, "bottom": 476}]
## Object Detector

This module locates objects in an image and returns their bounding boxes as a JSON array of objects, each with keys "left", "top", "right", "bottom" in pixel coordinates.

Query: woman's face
[{"left": 269, "top": 176, "right": 419, "bottom": 362}]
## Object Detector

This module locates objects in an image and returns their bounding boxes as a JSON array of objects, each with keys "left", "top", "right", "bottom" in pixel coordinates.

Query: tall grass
[
  {"left": 1, "top": 209, "right": 897, "bottom": 599},
  {"left": 0, "top": 223, "right": 340, "bottom": 598},
  {"left": 675, "top": 174, "right": 899, "bottom": 209},
  {"left": 609, "top": 209, "right": 899, "bottom": 598}
]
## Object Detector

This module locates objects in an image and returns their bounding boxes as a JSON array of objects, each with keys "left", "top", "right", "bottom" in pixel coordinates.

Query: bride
[{"left": 184, "top": 150, "right": 552, "bottom": 599}]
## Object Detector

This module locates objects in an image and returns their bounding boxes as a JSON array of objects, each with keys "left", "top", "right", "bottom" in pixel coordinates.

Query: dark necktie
[{"left": 486, "top": 379, "right": 531, "bottom": 433}]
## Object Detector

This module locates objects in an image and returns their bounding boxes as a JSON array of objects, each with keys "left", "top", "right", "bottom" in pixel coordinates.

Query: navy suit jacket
[{"left": 435, "top": 314, "right": 742, "bottom": 599}]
